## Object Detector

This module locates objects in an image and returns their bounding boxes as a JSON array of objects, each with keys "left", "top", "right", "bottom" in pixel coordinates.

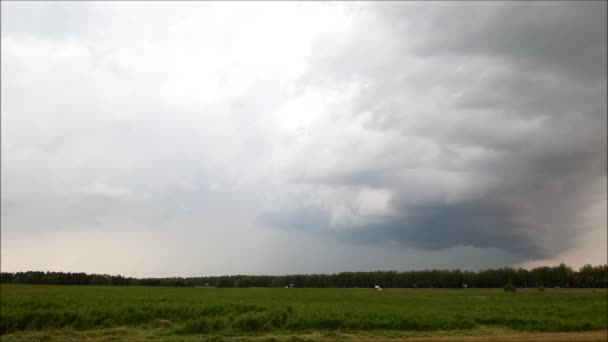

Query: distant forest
[{"left": 1, "top": 263, "right": 606, "bottom": 288}]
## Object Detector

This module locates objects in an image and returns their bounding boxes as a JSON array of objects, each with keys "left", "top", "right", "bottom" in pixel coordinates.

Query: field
[{"left": 0, "top": 285, "right": 606, "bottom": 341}]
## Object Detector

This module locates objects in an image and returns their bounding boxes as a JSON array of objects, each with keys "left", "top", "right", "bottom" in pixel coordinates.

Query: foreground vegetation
[{"left": 1, "top": 285, "right": 606, "bottom": 341}]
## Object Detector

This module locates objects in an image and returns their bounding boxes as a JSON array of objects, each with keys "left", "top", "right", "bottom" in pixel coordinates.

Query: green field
[{"left": 1, "top": 285, "right": 606, "bottom": 341}]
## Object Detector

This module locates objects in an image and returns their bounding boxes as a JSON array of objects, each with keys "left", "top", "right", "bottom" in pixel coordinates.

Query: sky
[{"left": 1, "top": 1, "right": 606, "bottom": 278}]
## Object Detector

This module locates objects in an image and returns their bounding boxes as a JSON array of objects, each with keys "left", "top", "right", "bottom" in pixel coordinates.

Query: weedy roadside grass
[{"left": 0, "top": 285, "right": 606, "bottom": 341}]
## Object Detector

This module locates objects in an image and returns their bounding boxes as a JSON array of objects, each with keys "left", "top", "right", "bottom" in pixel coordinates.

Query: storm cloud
[
  {"left": 1, "top": 1, "right": 606, "bottom": 276},
  {"left": 261, "top": 1, "right": 607, "bottom": 259}
]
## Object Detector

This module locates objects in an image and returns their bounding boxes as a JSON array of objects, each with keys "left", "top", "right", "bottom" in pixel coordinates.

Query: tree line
[{"left": 1, "top": 263, "right": 606, "bottom": 288}]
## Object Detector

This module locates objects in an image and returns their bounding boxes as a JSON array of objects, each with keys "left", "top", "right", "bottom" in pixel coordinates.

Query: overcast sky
[{"left": 1, "top": 1, "right": 606, "bottom": 277}]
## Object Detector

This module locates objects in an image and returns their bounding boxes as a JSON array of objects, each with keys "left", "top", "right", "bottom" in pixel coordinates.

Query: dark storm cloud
[
  {"left": 343, "top": 202, "right": 536, "bottom": 256},
  {"left": 263, "top": 1, "right": 607, "bottom": 259},
  {"left": 410, "top": 1, "right": 607, "bottom": 81}
]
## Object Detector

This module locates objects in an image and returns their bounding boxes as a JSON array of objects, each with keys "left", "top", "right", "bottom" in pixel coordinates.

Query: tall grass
[{"left": 1, "top": 285, "right": 606, "bottom": 336}]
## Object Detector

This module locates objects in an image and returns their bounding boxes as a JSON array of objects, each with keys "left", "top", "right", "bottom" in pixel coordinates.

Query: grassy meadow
[{"left": 0, "top": 285, "right": 606, "bottom": 341}]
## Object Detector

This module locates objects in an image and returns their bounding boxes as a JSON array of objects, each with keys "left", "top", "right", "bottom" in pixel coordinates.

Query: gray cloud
[
  {"left": 263, "top": 1, "right": 607, "bottom": 259},
  {"left": 1, "top": 1, "right": 605, "bottom": 275},
  {"left": 411, "top": 2, "right": 607, "bottom": 81}
]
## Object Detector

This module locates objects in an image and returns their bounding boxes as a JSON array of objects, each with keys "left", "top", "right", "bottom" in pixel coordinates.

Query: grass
[{"left": 0, "top": 285, "right": 606, "bottom": 341}]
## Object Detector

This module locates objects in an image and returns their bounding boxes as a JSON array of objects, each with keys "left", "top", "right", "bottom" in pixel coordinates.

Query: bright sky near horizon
[{"left": 1, "top": 1, "right": 606, "bottom": 277}]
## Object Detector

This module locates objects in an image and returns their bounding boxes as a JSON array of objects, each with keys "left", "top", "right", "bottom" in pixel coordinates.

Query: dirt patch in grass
[
  {"left": 2, "top": 329, "right": 607, "bottom": 342},
  {"left": 353, "top": 330, "right": 607, "bottom": 342}
]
